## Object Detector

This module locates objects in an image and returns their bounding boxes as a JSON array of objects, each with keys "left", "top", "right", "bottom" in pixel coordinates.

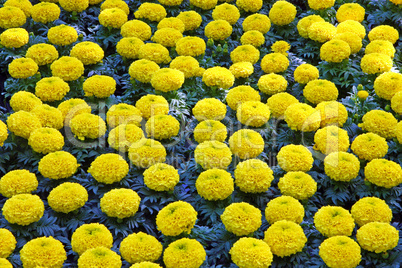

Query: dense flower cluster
[
  {"left": 202, "top": 66, "right": 234, "bottom": 89},
  {"left": 0, "top": 228, "right": 16, "bottom": 258},
  {"left": 116, "top": 37, "right": 144, "bottom": 59},
  {"left": 356, "top": 222, "right": 399, "bottom": 253},
  {"left": 226, "top": 85, "right": 261, "bottom": 110},
  {"left": 47, "top": 24, "right": 78, "bottom": 46},
  {"left": 106, "top": 103, "right": 142, "bottom": 128},
  {"left": 308, "top": 22, "right": 336, "bottom": 43},
  {"left": 0, "top": 169, "right": 38, "bottom": 198},
  {"left": 0, "top": 120, "right": 7, "bottom": 147},
  {"left": 374, "top": 72, "right": 402, "bottom": 100},
  {"left": 212, "top": 3, "right": 239, "bottom": 25},
  {"left": 28, "top": 127, "right": 64, "bottom": 154},
  {"left": 278, "top": 172, "right": 317, "bottom": 200},
  {"left": 265, "top": 196, "right": 305, "bottom": 224},
  {"left": 364, "top": 159, "right": 402, "bottom": 188},
  {"left": 229, "top": 237, "right": 273, "bottom": 268},
  {"left": 204, "top": 19, "right": 232, "bottom": 41},
  {"left": 242, "top": 13, "right": 271, "bottom": 33},
  {"left": 70, "top": 113, "right": 107, "bottom": 140},
  {"left": 120, "top": 232, "right": 163, "bottom": 264},
  {"left": 152, "top": 28, "right": 183, "bottom": 47},
  {"left": 194, "top": 140, "right": 232, "bottom": 169},
  {"left": 237, "top": 101, "right": 270, "bottom": 127},
  {"left": 88, "top": 153, "right": 129, "bottom": 184},
  {"left": 143, "top": 163, "right": 179, "bottom": 191},
  {"left": 50, "top": 56, "right": 85, "bottom": 81},
  {"left": 6, "top": 111, "right": 42, "bottom": 139},
  {"left": 151, "top": 68, "right": 185, "bottom": 92},
  {"left": 71, "top": 223, "right": 113, "bottom": 255},
  {"left": 26, "top": 43, "right": 59, "bottom": 66},
  {"left": 177, "top": 10, "right": 202, "bottom": 31},
  {"left": 163, "top": 238, "right": 206, "bottom": 268},
  {"left": 360, "top": 53, "right": 393, "bottom": 74},
  {"left": 77, "top": 247, "right": 122, "bottom": 268},
  {"left": 260, "top": 53, "right": 289, "bottom": 74},
  {"left": 121, "top": 20, "right": 152, "bottom": 40},
  {"left": 351, "top": 197, "right": 393, "bottom": 227},
  {"left": 48, "top": 182, "right": 88, "bottom": 213},
  {"left": 315, "top": 101, "right": 348, "bottom": 127},
  {"left": 221, "top": 202, "right": 262, "bottom": 236},
  {"left": 277, "top": 144, "right": 314, "bottom": 172},
  {"left": 99, "top": 8, "right": 128, "bottom": 28},
  {"left": 146, "top": 115, "right": 180, "bottom": 140},
  {"left": 334, "top": 32, "right": 363, "bottom": 54},
  {"left": 35, "top": 77, "right": 70, "bottom": 102},
  {"left": 108, "top": 124, "right": 144, "bottom": 152},
  {"left": 129, "top": 59, "right": 160, "bottom": 83},
  {"left": 38, "top": 151, "right": 79, "bottom": 179},
  {"left": 304, "top": 79, "right": 338, "bottom": 105},
  {"left": 83, "top": 75, "right": 116, "bottom": 98},
  {"left": 59, "top": 0, "right": 89, "bottom": 12},
  {"left": 139, "top": 43, "right": 171, "bottom": 64},
  {"left": 170, "top": 56, "right": 202, "bottom": 78},
  {"left": 196, "top": 168, "right": 234, "bottom": 200},
  {"left": 70, "top": 41, "right": 104, "bottom": 65},
  {"left": 240, "top": 30, "right": 265, "bottom": 47},
  {"left": 58, "top": 98, "right": 91, "bottom": 126},
  {"left": 229, "top": 129, "right": 264, "bottom": 159},
  {"left": 269, "top": 1, "right": 297, "bottom": 26},
  {"left": 194, "top": 120, "right": 227, "bottom": 143},
  {"left": 156, "top": 201, "right": 197, "bottom": 236},
  {"left": 324, "top": 152, "right": 360, "bottom": 182},
  {"left": 368, "top": 25, "right": 399, "bottom": 44},
  {"left": 134, "top": 3, "right": 166, "bottom": 22},
  {"left": 313, "top": 126, "right": 350, "bottom": 155},
  {"left": 135, "top": 94, "right": 169, "bottom": 120},
  {"left": 8, "top": 58, "right": 38, "bottom": 79},
  {"left": 297, "top": 15, "right": 325, "bottom": 38},
  {"left": 229, "top": 62, "right": 254, "bottom": 78},
  {"left": 128, "top": 138, "right": 167, "bottom": 168},
  {"left": 20, "top": 237, "right": 67, "bottom": 268},
  {"left": 358, "top": 110, "right": 397, "bottom": 139},
  {"left": 351, "top": 132, "right": 388, "bottom": 161},
  {"left": 319, "top": 236, "right": 361, "bottom": 268},
  {"left": 100, "top": 188, "right": 141, "bottom": 219},
  {"left": 234, "top": 159, "right": 273, "bottom": 193},
  {"left": 320, "top": 39, "right": 351, "bottom": 63},
  {"left": 9, "top": 91, "right": 41, "bottom": 112},
  {"left": 230, "top": 45, "right": 260, "bottom": 64},
  {"left": 284, "top": 103, "right": 321, "bottom": 132},
  {"left": 2, "top": 194, "right": 44, "bottom": 226},
  {"left": 176, "top": 36, "right": 206, "bottom": 57},
  {"left": 336, "top": 3, "right": 365, "bottom": 22},
  {"left": 258, "top": 73, "right": 287, "bottom": 95},
  {"left": 31, "top": 104, "right": 63, "bottom": 129},
  {"left": 366, "top": 40, "right": 396, "bottom": 58},
  {"left": 314, "top": 206, "right": 355, "bottom": 237},
  {"left": 267, "top": 93, "right": 299, "bottom": 118},
  {"left": 0, "top": 28, "right": 29, "bottom": 48}
]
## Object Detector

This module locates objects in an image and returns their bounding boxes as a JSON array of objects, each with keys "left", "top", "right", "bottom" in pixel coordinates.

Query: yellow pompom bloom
[
  {"left": 336, "top": 3, "right": 365, "bottom": 22},
  {"left": 129, "top": 59, "right": 160, "bottom": 83},
  {"left": 196, "top": 168, "right": 234, "bottom": 200},
  {"left": 351, "top": 132, "right": 388, "bottom": 161},
  {"left": 6, "top": 111, "right": 41, "bottom": 139},
  {"left": 194, "top": 140, "right": 232, "bottom": 170},
  {"left": 193, "top": 98, "right": 226, "bottom": 121},
  {"left": 47, "top": 24, "right": 77, "bottom": 46},
  {"left": 177, "top": 11, "right": 202, "bottom": 31},
  {"left": 278, "top": 172, "right": 317, "bottom": 200},
  {"left": 234, "top": 159, "right": 273, "bottom": 193},
  {"left": 101, "top": 188, "right": 141, "bottom": 219},
  {"left": 230, "top": 44, "right": 260, "bottom": 64},
  {"left": 261, "top": 53, "right": 289, "bottom": 74},
  {"left": 351, "top": 197, "right": 393, "bottom": 227},
  {"left": 38, "top": 151, "right": 79, "bottom": 179},
  {"left": 78, "top": 247, "right": 122, "bottom": 268},
  {"left": 128, "top": 138, "right": 166, "bottom": 168},
  {"left": 314, "top": 206, "right": 355, "bottom": 237},
  {"left": 120, "top": 232, "right": 163, "bottom": 264},
  {"left": 20, "top": 237, "right": 66, "bottom": 268},
  {"left": 0, "top": 121, "right": 8, "bottom": 146},
  {"left": 99, "top": 7, "right": 127, "bottom": 28},
  {"left": 212, "top": 3, "right": 239, "bottom": 25},
  {"left": 83, "top": 75, "right": 116, "bottom": 98},
  {"left": 269, "top": 1, "right": 297, "bottom": 26},
  {"left": 336, "top": 20, "right": 366, "bottom": 39},
  {"left": 170, "top": 56, "right": 202, "bottom": 78},
  {"left": 151, "top": 68, "right": 185, "bottom": 92},
  {"left": 106, "top": 103, "right": 142, "bottom": 128},
  {"left": 202, "top": 66, "right": 234, "bottom": 89},
  {"left": 263, "top": 220, "right": 307, "bottom": 257},
  {"left": 229, "top": 237, "right": 273, "bottom": 268},
  {"left": 108, "top": 124, "right": 144, "bottom": 152},
  {"left": 0, "top": 258, "right": 12, "bottom": 268},
  {"left": 146, "top": 115, "right": 180, "bottom": 140},
  {"left": 71, "top": 223, "right": 113, "bottom": 255},
  {"left": 229, "top": 62, "right": 254, "bottom": 79},
  {"left": 50, "top": 56, "right": 85, "bottom": 81},
  {"left": 139, "top": 43, "right": 171, "bottom": 64},
  {"left": 59, "top": 0, "right": 88, "bottom": 12},
  {"left": 389, "top": 0, "right": 402, "bottom": 4},
  {"left": 121, "top": 20, "right": 152, "bottom": 41},
  {"left": 58, "top": 98, "right": 91, "bottom": 125},
  {"left": 70, "top": 113, "right": 106, "bottom": 140},
  {"left": 221, "top": 202, "right": 261, "bottom": 236},
  {"left": 360, "top": 53, "right": 393, "bottom": 74},
  {"left": 176, "top": 36, "right": 206, "bottom": 57},
  {"left": 240, "top": 30, "right": 265, "bottom": 47},
  {"left": 324, "top": 152, "right": 360, "bottom": 182},
  {"left": 365, "top": 159, "right": 402, "bottom": 188},
  {"left": 242, "top": 13, "right": 271, "bottom": 34},
  {"left": 151, "top": 28, "right": 182, "bottom": 47},
  {"left": 236, "top": 101, "right": 270, "bottom": 127},
  {"left": 0, "top": 169, "right": 37, "bottom": 198},
  {"left": 4, "top": 0, "right": 32, "bottom": 17},
  {"left": 359, "top": 110, "right": 397, "bottom": 139},
  {"left": 297, "top": 15, "right": 325, "bottom": 38},
  {"left": 315, "top": 101, "right": 348, "bottom": 128},
  {"left": 157, "top": 17, "right": 185, "bottom": 33},
  {"left": 308, "top": 0, "right": 335, "bottom": 10},
  {"left": 236, "top": 0, "right": 262, "bottom": 12},
  {"left": 319, "top": 236, "right": 361, "bottom": 268},
  {"left": 194, "top": 120, "right": 227, "bottom": 143},
  {"left": 28, "top": 127, "right": 64, "bottom": 154},
  {"left": 48, "top": 182, "right": 88, "bottom": 213},
  {"left": 397, "top": 122, "right": 402, "bottom": 145},
  {"left": 35, "top": 77, "right": 70, "bottom": 102},
  {"left": 156, "top": 201, "right": 197, "bottom": 236},
  {"left": 356, "top": 222, "right": 399, "bottom": 253},
  {"left": 366, "top": 40, "right": 395, "bottom": 58},
  {"left": 313, "top": 126, "right": 350, "bottom": 155},
  {"left": 158, "top": 0, "right": 183, "bottom": 6},
  {"left": 320, "top": 39, "right": 351, "bottom": 63},
  {"left": 204, "top": 19, "right": 232, "bottom": 41},
  {"left": 265, "top": 196, "right": 304, "bottom": 224},
  {"left": 391, "top": 92, "right": 402, "bottom": 114},
  {"left": 2, "top": 194, "right": 44, "bottom": 226},
  {"left": 8, "top": 58, "right": 38, "bottom": 79},
  {"left": 26, "top": 43, "right": 58, "bottom": 66},
  {"left": 368, "top": 25, "right": 399, "bottom": 44},
  {"left": 284, "top": 103, "right": 321, "bottom": 132},
  {"left": 308, "top": 21, "right": 336, "bottom": 43},
  {"left": 163, "top": 238, "right": 206, "bottom": 268},
  {"left": 88, "top": 153, "right": 129, "bottom": 184},
  {"left": 0, "top": 229, "right": 16, "bottom": 258},
  {"left": 10, "top": 91, "right": 41, "bottom": 112},
  {"left": 333, "top": 33, "right": 362, "bottom": 54},
  {"left": 226, "top": 85, "right": 260, "bottom": 111},
  {"left": 357, "top": 90, "right": 369, "bottom": 100},
  {"left": 31, "top": 2, "right": 60, "bottom": 23},
  {"left": 190, "top": 0, "right": 218, "bottom": 10},
  {"left": 31, "top": 104, "right": 63, "bottom": 129},
  {"left": 229, "top": 129, "right": 264, "bottom": 159},
  {"left": 143, "top": 163, "right": 179, "bottom": 191},
  {"left": 70, "top": 41, "right": 104, "bottom": 65},
  {"left": 374, "top": 72, "right": 402, "bottom": 100},
  {"left": 271, "top": 40, "right": 290, "bottom": 56},
  {"left": 267, "top": 93, "right": 299, "bottom": 118},
  {"left": 304, "top": 79, "right": 338, "bottom": 104},
  {"left": 0, "top": 28, "right": 28, "bottom": 48},
  {"left": 277, "top": 144, "right": 313, "bottom": 172},
  {"left": 0, "top": 6, "right": 26, "bottom": 29},
  {"left": 136, "top": 94, "right": 169, "bottom": 120},
  {"left": 100, "top": 0, "right": 129, "bottom": 14},
  {"left": 134, "top": 3, "right": 166, "bottom": 22},
  {"left": 258, "top": 73, "right": 287, "bottom": 95}
]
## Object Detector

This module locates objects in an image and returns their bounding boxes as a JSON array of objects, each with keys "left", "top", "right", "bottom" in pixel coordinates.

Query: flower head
[
  {"left": 35, "top": 77, "right": 70, "bottom": 102},
  {"left": 278, "top": 172, "right": 317, "bottom": 200},
  {"left": 229, "top": 237, "right": 273, "bottom": 268},
  {"left": 351, "top": 197, "right": 393, "bottom": 227},
  {"left": 163, "top": 238, "right": 206, "bottom": 268},
  {"left": 196, "top": 168, "right": 234, "bottom": 200},
  {"left": 319, "top": 236, "right": 361, "bottom": 268},
  {"left": 277, "top": 144, "right": 314, "bottom": 172},
  {"left": 128, "top": 138, "right": 166, "bottom": 168},
  {"left": 156, "top": 201, "right": 197, "bottom": 236},
  {"left": 120, "top": 232, "right": 163, "bottom": 264},
  {"left": 100, "top": 188, "right": 141, "bottom": 219},
  {"left": 38, "top": 151, "right": 80, "bottom": 179},
  {"left": 2, "top": 194, "right": 44, "bottom": 226},
  {"left": 77, "top": 247, "right": 121, "bottom": 268},
  {"left": 20, "top": 237, "right": 66, "bottom": 268},
  {"left": 194, "top": 140, "right": 232, "bottom": 170},
  {"left": 324, "top": 152, "right": 360, "bottom": 182},
  {"left": 71, "top": 223, "right": 113, "bottom": 255},
  {"left": 88, "top": 153, "right": 129, "bottom": 184},
  {"left": 314, "top": 206, "right": 355, "bottom": 237},
  {"left": 221, "top": 202, "right": 262, "bottom": 236}
]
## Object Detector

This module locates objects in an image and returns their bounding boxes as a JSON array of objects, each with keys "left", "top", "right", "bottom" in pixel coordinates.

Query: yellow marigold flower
[
  {"left": 357, "top": 90, "right": 369, "bottom": 100},
  {"left": 8, "top": 58, "right": 38, "bottom": 79},
  {"left": 151, "top": 28, "right": 183, "bottom": 47},
  {"left": 156, "top": 201, "right": 197, "bottom": 236},
  {"left": 366, "top": 40, "right": 395, "bottom": 58},
  {"left": 10, "top": 91, "right": 41, "bottom": 112},
  {"left": 151, "top": 68, "right": 185, "bottom": 92},
  {"left": 271, "top": 40, "right": 290, "bottom": 56},
  {"left": 236, "top": 0, "right": 261, "bottom": 12},
  {"left": 308, "top": 0, "right": 335, "bottom": 10},
  {"left": 28, "top": 127, "right": 64, "bottom": 154},
  {"left": 48, "top": 182, "right": 88, "bottom": 213},
  {"left": 351, "top": 197, "right": 393, "bottom": 227},
  {"left": 267, "top": 92, "right": 299, "bottom": 119},
  {"left": 230, "top": 44, "right": 260, "bottom": 64},
  {"left": 284, "top": 103, "right": 321, "bottom": 132},
  {"left": 313, "top": 126, "right": 350, "bottom": 155},
  {"left": 143, "top": 163, "right": 179, "bottom": 191},
  {"left": 70, "top": 113, "right": 107, "bottom": 140},
  {"left": 146, "top": 114, "right": 180, "bottom": 140},
  {"left": 221, "top": 202, "right": 261, "bottom": 236},
  {"left": 391, "top": 92, "right": 402, "bottom": 114},
  {"left": 261, "top": 53, "right": 289, "bottom": 74},
  {"left": 0, "top": 28, "right": 28, "bottom": 48},
  {"left": 20, "top": 237, "right": 66, "bottom": 268},
  {"left": 120, "top": 232, "right": 163, "bottom": 264},
  {"left": 374, "top": 72, "right": 402, "bottom": 100},
  {"left": 190, "top": 0, "right": 218, "bottom": 9},
  {"left": 128, "top": 138, "right": 166, "bottom": 168},
  {"left": 277, "top": 144, "right": 313, "bottom": 172},
  {"left": 242, "top": 13, "right": 271, "bottom": 34},
  {"left": 50, "top": 56, "right": 85, "bottom": 81},
  {"left": 389, "top": 0, "right": 402, "bottom": 4},
  {"left": 0, "top": 258, "right": 12, "bottom": 268},
  {"left": 236, "top": 101, "right": 270, "bottom": 127},
  {"left": 35, "top": 76, "right": 70, "bottom": 102},
  {"left": 170, "top": 56, "right": 202, "bottom": 78},
  {"left": 360, "top": 53, "right": 393, "bottom": 74},
  {"left": 136, "top": 94, "right": 169, "bottom": 120},
  {"left": 26, "top": 43, "right": 58, "bottom": 66},
  {"left": 196, "top": 168, "right": 234, "bottom": 200},
  {"left": 59, "top": 0, "right": 89, "bottom": 12},
  {"left": 314, "top": 206, "right": 355, "bottom": 237},
  {"left": 177, "top": 10, "right": 202, "bottom": 31},
  {"left": 4, "top": 0, "right": 32, "bottom": 17},
  {"left": 176, "top": 36, "right": 206, "bottom": 57},
  {"left": 263, "top": 220, "right": 307, "bottom": 257},
  {"left": 212, "top": 3, "right": 239, "bottom": 25},
  {"left": 397, "top": 122, "right": 402, "bottom": 144},
  {"left": 71, "top": 223, "right": 113, "bottom": 255},
  {"left": 308, "top": 21, "right": 336, "bottom": 43},
  {"left": 6, "top": 111, "right": 41, "bottom": 139},
  {"left": 356, "top": 222, "right": 399, "bottom": 253},
  {"left": 269, "top": 1, "right": 297, "bottom": 26},
  {"left": 204, "top": 19, "right": 232, "bottom": 41},
  {"left": 336, "top": 20, "right": 366, "bottom": 39},
  {"left": 70, "top": 41, "right": 104, "bottom": 65},
  {"left": 0, "top": 6, "right": 25, "bottom": 29},
  {"left": 316, "top": 101, "right": 348, "bottom": 127},
  {"left": 88, "top": 153, "right": 129, "bottom": 184},
  {"left": 100, "top": 0, "right": 129, "bottom": 15},
  {"left": 368, "top": 25, "right": 399, "bottom": 44},
  {"left": 101, "top": 188, "right": 141, "bottom": 219},
  {"left": 194, "top": 140, "right": 232, "bottom": 169},
  {"left": 78, "top": 247, "right": 122, "bottom": 268},
  {"left": 0, "top": 169, "right": 37, "bottom": 198},
  {"left": 297, "top": 15, "right": 325, "bottom": 38},
  {"left": 38, "top": 151, "right": 79, "bottom": 179},
  {"left": 240, "top": 30, "right": 265, "bottom": 47},
  {"left": 365, "top": 159, "right": 402, "bottom": 188},
  {"left": 157, "top": 17, "right": 185, "bottom": 33},
  {"left": 2, "top": 194, "right": 44, "bottom": 226},
  {"left": 265, "top": 196, "right": 304, "bottom": 224},
  {"left": 83, "top": 75, "right": 116, "bottom": 98},
  {"left": 193, "top": 98, "right": 226, "bottom": 121},
  {"left": 226, "top": 85, "right": 260, "bottom": 110},
  {"left": 134, "top": 2, "right": 166, "bottom": 22},
  {"left": 304, "top": 79, "right": 338, "bottom": 104},
  {"left": 358, "top": 110, "right": 397, "bottom": 139},
  {"left": 58, "top": 98, "right": 91, "bottom": 126},
  {"left": 99, "top": 7, "right": 127, "bottom": 28},
  {"left": 234, "top": 159, "right": 273, "bottom": 193},
  {"left": 229, "top": 129, "right": 264, "bottom": 159},
  {"left": 202, "top": 66, "right": 234, "bottom": 89},
  {"left": 108, "top": 124, "right": 144, "bottom": 152},
  {"left": 278, "top": 172, "right": 317, "bottom": 200},
  {"left": 319, "top": 236, "right": 361, "bottom": 268},
  {"left": 163, "top": 238, "right": 206, "bottom": 268},
  {"left": 0, "top": 120, "right": 8, "bottom": 146},
  {"left": 333, "top": 33, "right": 362, "bottom": 54},
  {"left": 139, "top": 43, "right": 171, "bottom": 64},
  {"left": 336, "top": 3, "right": 365, "bottom": 22},
  {"left": 324, "top": 152, "right": 360, "bottom": 182},
  {"left": 229, "top": 62, "right": 254, "bottom": 78},
  {"left": 121, "top": 20, "right": 152, "bottom": 41},
  {"left": 320, "top": 39, "right": 351, "bottom": 63},
  {"left": 194, "top": 120, "right": 227, "bottom": 143},
  {"left": 258, "top": 73, "right": 287, "bottom": 95},
  {"left": 31, "top": 2, "right": 60, "bottom": 23},
  {"left": 106, "top": 103, "right": 142, "bottom": 128},
  {"left": 0, "top": 229, "right": 16, "bottom": 258},
  {"left": 229, "top": 237, "right": 273, "bottom": 268},
  {"left": 129, "top": 59, "right": 160, "bottom": 83},
  {"left": 158, "top": 0, "right": 183, "bottom": 6},
  {"left": 31, "top": 104, "right": 63, "bottom": 129}
]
